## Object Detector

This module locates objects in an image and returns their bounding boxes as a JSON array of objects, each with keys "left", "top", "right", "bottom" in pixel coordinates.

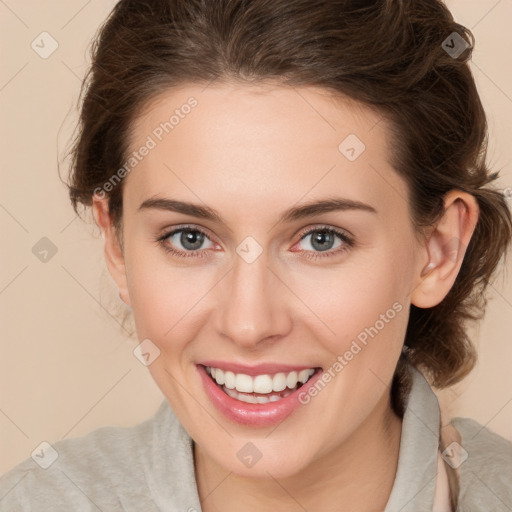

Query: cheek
[
  {"left": 125, "top": 249, "right": 215, "bottom": 354},
  {"left": 292, "top": 244, "right": 413, "bottom": 359}
]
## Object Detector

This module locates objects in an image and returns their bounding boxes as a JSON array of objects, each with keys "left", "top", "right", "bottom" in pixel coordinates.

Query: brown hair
[{"left": 63, "top": 1, "right": 512, "bottom": 505}]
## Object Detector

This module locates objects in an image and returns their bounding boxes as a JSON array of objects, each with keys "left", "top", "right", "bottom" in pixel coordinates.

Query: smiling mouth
[{"left": 203, "top": 365, "right": 321, "bottom": 404}]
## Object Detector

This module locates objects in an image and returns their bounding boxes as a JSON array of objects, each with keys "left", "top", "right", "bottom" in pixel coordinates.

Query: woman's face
[{"left": 102, "top": 82, "right": 428, "bottom": 477}]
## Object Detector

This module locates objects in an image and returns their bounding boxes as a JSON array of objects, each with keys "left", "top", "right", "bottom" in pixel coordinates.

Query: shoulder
[
  {"left": 0, "top": 401, "right": 176, "bottom": 512},
  {"left": 450, "top": 416, "right": 512, "bottom": 510}
]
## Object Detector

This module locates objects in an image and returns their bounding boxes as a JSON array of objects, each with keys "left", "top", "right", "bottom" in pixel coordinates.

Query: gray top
[{"left": 1, "top": 363, "right": 511, "bottom": 511}]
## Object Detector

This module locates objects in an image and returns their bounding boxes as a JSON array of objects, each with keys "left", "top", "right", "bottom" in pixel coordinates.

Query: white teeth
[
  {"left": 253, "top": 374, "right": 273, "bottom": 394},
  {"left": 220, "top": 386, "right": 296, "bottom": 404},
  {"left": 239, "top": 393, "right": 258, "bottom": 404},
  {"left": 224, "top": 387, "right": 238, "bottom": 399},
  {"left": 298, "top": 369, "right": 314, "bottom": 384},
  {"left": 235, "top": 373, "right": 253, "bottom": 393},
  {"left": 214, "top": 368, "right": 224, "bottom": 385},
  {"left": 286, "top": 371, "right": 298, "bottom": 389},
  {"left": 224, "top": 371, "right": 236, "bottom": 389},
  {"left": 272, "top": 373, "right": 287, "bottom": 392},
  {"left": 206, "top": 366, "right": 317, "bottom": 394}
]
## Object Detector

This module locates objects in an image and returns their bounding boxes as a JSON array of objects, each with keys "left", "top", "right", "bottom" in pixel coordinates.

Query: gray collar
[{"left": 384, "top": 363, "right": 440, "bottom": 511}]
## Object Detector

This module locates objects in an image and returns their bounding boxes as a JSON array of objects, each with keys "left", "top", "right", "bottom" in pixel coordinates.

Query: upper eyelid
[
  {"left": 161, "top": 224, "right": 214, "bottom": 242},
  {"left": 296, "top": 224, "right": 352, "bottom": 240}
]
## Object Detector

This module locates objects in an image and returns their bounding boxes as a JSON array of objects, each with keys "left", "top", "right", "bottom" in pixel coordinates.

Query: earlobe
[
  {"left": 92, "top": 193, "right": 131, "bottom": 307},
  {"left": 411, "top": 190, "right": 479, "bottom": 308}
]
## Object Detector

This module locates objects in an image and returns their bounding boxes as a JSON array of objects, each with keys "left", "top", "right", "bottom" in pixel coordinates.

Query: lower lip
[{"left": 197, "top": 364, "right": 323, "bottom": 427}]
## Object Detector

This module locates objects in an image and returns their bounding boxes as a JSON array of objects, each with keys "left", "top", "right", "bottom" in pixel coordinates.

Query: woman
[{"left": 1, "top": 1, "right": 511, "bottom": 510}]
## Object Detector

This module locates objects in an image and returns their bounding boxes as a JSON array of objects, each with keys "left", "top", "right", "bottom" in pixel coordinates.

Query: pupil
[
  {"left": 182, "top": 230, "right": 203, "bottom": 250},
  {"left": 312, "top": 230, "right": 333, "bottom": 251}
]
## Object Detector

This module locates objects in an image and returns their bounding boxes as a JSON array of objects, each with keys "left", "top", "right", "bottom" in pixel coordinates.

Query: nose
[{"left": 215, "top": 248, "right": 292, "bottom": 350}]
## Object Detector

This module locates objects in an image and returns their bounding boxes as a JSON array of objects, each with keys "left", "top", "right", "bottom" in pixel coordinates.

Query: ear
[
  {"left": 92, "top": 193, "right": 131, "bottom": 307},
  {"left": 411, "top": 189, "right": 480, "bottom": 308}
]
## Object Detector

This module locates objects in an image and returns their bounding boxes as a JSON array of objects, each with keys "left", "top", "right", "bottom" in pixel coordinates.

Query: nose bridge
[{"left": 216, "top": 244, "right": 290, "bottom": 348}]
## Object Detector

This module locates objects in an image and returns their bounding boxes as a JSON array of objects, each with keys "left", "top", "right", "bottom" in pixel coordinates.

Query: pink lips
[{"left": 196, "top": 363, "right": 322, "bottom": 427}]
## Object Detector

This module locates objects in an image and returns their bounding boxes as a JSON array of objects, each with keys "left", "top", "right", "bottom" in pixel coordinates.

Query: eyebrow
[{"left": 137, "top": 196, "right": 377, "bottom": 224}]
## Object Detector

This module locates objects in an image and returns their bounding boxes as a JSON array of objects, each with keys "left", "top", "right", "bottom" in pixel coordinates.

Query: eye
[
  {"left": 292, "top": 225, "right": 354, "bottom": 260},
  {"left": 156, "top": 225, "right": 216, "bottom": 258},
  {"left": 155, "top": 224, "right": 354, "bottom": 260}
]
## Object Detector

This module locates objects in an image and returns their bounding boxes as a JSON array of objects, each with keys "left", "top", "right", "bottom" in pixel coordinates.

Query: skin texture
[{"left": 92, "top": 82, "right": 479, "bottom": 511}]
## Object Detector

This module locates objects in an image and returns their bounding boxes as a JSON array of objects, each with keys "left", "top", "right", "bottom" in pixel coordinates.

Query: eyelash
[{"left": 155, "top": 224, "right": 355, "bottom": 261}]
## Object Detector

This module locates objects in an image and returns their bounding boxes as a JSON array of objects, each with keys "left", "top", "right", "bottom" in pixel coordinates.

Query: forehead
[{"left": 123, "top": 82, "right": 408, "bottom": 222}]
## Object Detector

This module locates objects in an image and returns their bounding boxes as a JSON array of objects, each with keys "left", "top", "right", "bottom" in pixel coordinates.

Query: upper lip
[{"left": 198, "top": 361, "right": 321, "bottom": 376}]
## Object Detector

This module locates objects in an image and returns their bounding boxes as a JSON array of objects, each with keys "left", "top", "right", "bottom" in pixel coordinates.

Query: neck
[{"left": 194, "top": 392, "right": 403, "bottom": 512}]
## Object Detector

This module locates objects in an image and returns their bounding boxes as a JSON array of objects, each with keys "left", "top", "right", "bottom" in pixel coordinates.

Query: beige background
[{"left": 1, "top": 0, "right": 511, "bottom": 474}]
